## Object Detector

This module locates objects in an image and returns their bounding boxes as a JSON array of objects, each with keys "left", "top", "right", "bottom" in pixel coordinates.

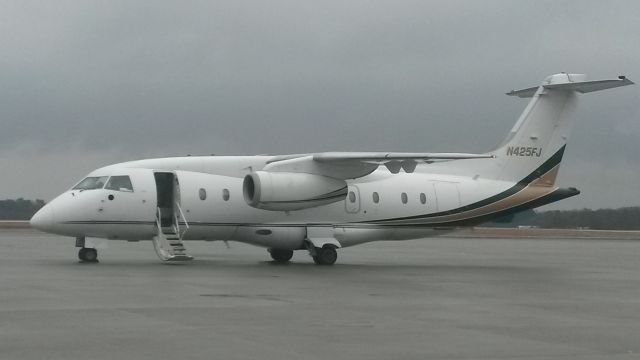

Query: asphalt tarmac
[{"left": 1, "top": 229, "right": 639, "bottom": 360}]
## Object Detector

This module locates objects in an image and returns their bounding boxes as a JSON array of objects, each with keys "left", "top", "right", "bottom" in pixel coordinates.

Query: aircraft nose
[{"left": 30, "top": 205, "right": 54, "bottom": 231}]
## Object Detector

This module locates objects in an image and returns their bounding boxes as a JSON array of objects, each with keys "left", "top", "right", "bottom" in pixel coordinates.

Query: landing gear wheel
[
  {"left": 312, "top": 246, "right": 337, "bottom": 265},
  {"left": 269, "top": 248, "right": 294, "bottom": 263},
  {"left": 78, "top": 248, "right": 98, "bottom": 263}
]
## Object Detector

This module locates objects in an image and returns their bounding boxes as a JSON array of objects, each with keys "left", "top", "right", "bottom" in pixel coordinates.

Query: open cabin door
[
  {"left": 152, "top": 171, "right": 192, "bottom": 261},
  {"left": 154, "top": 172, "right": 176, "bottom": 227}
]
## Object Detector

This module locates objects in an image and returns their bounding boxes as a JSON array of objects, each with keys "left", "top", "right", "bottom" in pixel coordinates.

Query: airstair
[{"left": 152, "top": 204, "right": 193, "bottom": 261}]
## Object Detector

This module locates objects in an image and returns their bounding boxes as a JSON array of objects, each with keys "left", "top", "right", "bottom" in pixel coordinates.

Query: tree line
[
  {"left": 0, "top": 199, "right": 46, "bottom": 220},
  {"left": 490, "top": 207, "right": 640, "bottom": 230},
  {"left": 529, "top": 207, "right": 640, "bottom": 230}
]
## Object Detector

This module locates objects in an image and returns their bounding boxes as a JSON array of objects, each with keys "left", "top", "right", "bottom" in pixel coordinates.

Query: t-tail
[{"left": 491, "top": 73, "right": 633, "bottom": 188}]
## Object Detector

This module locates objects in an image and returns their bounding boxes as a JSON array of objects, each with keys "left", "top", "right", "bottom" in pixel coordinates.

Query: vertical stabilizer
[{"left": 492, "top": 73, "right": 632, "bottom": 185}]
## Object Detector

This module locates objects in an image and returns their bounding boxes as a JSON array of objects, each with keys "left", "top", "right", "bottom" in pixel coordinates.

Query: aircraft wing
[
  {"left": 313, "top": 152, "right": 492, "bottom": 163},
  {"left": 264, "top": 152, "right": 493, "bottom": 178}
]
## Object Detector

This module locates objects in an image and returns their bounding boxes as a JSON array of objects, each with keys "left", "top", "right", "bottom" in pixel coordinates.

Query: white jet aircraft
[{"left": 31, "top": 73, "right": 633, "bottom": 265}]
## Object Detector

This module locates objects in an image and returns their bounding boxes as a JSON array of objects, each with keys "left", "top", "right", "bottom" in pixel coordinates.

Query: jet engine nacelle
[{"left": 243, "top": 171, "right": 347, "bottom": 211}]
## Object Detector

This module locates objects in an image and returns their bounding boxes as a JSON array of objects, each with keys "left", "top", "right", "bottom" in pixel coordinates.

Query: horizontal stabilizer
[
  {"left": 545, "top": 77, "right": 634, "bottom": 93},
  {"left": 506, "top": 86, "right": 538, "bottom": 98},
  {"left": 507, "top": 75, "right": 633, "bottom": 98}
]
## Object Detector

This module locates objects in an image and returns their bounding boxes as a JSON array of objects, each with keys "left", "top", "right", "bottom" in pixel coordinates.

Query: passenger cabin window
[
  {"left": 372, "top": 192, "right": 380, "bottom": 204},
  {"left": 73, "top": 176, "right": 109, "bottom": 190},
  {"left": 401, "top": 192, "right": 408, "bottom": 204},
  {"left": 105, "top": 176, "right": 134, "bottom": 192},
  {"left": 222, "top": 188, "right": 230, "bottom": 201},
  {"left": 199, "top": 188, "right": 207, "bottom": 201},
  {"left": 420, "top": 193, "right": 427, "bottom": 204},
  {"left": 348, "top": 191, "right": 356, "bottom": 203}
]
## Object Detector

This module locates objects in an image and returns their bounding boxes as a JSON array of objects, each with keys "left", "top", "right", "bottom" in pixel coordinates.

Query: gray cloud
[{"left": 1, "top": 0, "right": 639, "bottom": 209}]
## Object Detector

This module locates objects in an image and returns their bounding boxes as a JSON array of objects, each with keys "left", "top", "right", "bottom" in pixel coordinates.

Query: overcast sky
[{"left": 1, "top": 0, "right": 638, "bottom": 210}]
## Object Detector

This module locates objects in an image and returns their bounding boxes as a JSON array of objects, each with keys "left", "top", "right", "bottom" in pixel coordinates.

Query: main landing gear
[
  {"left": 76, "top": 236, "right": 99, "bottom": 263},
  {"left": 268, "top": 248, "right": 294, "bottom": 263},
  {"left": 268, "top": 245, "right": 339, "bottom": 265},
  {"left": 311, "top": 246, "right": 338, "bottom": 266}
]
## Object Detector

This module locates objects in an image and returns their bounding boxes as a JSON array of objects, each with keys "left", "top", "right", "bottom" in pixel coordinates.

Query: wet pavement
[{"left": 1, "top": 229, "right": 639, "bottom": 359}]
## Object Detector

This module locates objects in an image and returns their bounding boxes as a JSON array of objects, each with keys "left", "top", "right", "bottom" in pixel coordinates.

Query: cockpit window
[
  {"left": 105, "top": 176, "right": 134, "bottom": 192},
  {"left": 73, "top": 176, "right": 109, "bottom": 190}
]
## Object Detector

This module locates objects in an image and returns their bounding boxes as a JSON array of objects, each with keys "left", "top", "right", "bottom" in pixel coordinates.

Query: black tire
[
  {"left": 79, "top": 248, "right": 98, "bottom": 262},
  {"left": 269, "top": 248, "right": 294, "bottom": 263},
  {"left": 78, "top": 248, "right": 87, "bottom": 261},
  {"left": 312, "top": 246, "right": 337, "bottom": 265},
  {"left": 84, "top": 248, "right": 98, "bottom": 262}
]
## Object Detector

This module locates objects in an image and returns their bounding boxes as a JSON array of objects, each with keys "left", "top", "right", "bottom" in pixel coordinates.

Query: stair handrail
[
  {"left": 152, "top": 207, "right": 173, "bottom": 261},
  {"left": 175, "top": 201, "right": 189, "bottom": 237},
  {"left": 156, "top": 207, "right": 162, "bottom": 228},
  {"left": 173, "top": 211, "right": 180, "bottom": 237}
]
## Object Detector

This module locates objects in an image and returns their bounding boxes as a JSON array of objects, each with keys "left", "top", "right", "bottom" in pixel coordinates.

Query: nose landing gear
[
  {"left": 78, "top": 248, "right": 99, "bottom": 263},
  {"left": 76, "top": 237, "right": 99, "bottom": 263}
]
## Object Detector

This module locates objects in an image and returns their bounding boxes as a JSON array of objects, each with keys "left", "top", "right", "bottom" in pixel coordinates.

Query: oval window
[
  {"left": 401, "top": 192, "right": 408, "bottom": 204},
  {"left": 372, "top": 192, "right": 380, "bottom": 204},
  {"left": 222, "top": 188, "right": 230, "bottom": 201},
  {"left": 199, "top": 188, "right": 207, "bottom": 201},
  {"left": 420, "top": 193, "right": 426, "bottom": 204},
  {"left": 348, "top": 191, "right": 356, "bottom": 203}
]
